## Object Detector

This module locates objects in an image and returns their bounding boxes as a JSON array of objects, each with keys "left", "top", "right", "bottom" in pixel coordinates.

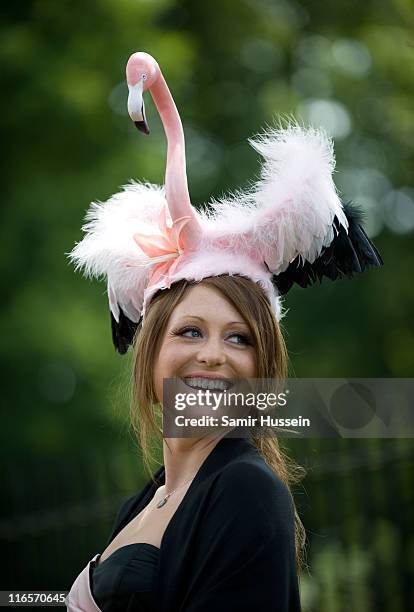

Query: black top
[
  {"left": 99, "top": 435, "right": 302, "bottom": 611},
  {"left": 90, "top": 543, "right": 159, "bottom": 611}
]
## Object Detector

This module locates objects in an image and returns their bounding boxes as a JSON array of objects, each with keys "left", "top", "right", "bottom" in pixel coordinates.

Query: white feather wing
[
  {"left": 200, "top": 124, "right": 348, "bottom": 274},
  {"left": 67, "top": 180, "right": 167, "bottom": 322}
]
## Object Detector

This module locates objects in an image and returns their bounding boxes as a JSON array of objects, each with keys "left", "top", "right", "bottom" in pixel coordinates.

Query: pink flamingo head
[
  {"left": 125, "top": 51, "right": 203, "bottom": 251},
  {"left": 126, "top": 52, "right": 159, "bottom": 134}
]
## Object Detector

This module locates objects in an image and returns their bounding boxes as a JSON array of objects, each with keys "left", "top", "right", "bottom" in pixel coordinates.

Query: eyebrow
[{"left": 175, "top": 315, "right": 248, "bottom": 326}]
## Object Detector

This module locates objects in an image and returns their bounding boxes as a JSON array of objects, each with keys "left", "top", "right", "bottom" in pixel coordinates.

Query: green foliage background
[{"left": 1, "top": 0, "right": 413, "bottom": 609}]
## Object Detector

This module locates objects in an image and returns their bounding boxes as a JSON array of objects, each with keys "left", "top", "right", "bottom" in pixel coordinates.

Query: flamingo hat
[{"left": 68, "top": 52, "right": 383, "bottom": 354}]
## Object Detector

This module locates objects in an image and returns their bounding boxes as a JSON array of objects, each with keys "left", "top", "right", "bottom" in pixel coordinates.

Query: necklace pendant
[{"left": 156, "top": 497, "right": 168, "bottom": 509}]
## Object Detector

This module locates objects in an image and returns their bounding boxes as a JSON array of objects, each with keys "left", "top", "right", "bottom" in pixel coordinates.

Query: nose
[{"left": 196, "top": 336, "right": 226, "bottom": 367}]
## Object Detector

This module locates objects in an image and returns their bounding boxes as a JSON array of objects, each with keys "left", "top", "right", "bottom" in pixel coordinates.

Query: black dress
[{"left": 90, "top": 543, "right": 159, "bottom": 611}]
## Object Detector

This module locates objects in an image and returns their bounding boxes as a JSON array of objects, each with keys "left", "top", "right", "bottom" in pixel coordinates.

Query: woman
[
  {"left": 66, "top": 52, "right": 382, "bottom": 610},
  {"left": 67, "top": 275, "right": 305, "bottom": 611}
]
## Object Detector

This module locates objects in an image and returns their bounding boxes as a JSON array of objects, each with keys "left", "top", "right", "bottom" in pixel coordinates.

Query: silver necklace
[{"left": 156, "top": 473, "right": 196, "bottom": 509}]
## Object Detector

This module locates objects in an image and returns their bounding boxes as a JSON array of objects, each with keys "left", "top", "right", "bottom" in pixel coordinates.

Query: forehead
[{"left": 168, "top": 284, "right": 246, "bottom": 324}]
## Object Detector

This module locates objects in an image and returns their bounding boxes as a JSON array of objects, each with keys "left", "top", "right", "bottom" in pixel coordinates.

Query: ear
[{"left": 272, "top": 201, "right": 383, "bottom": 295}]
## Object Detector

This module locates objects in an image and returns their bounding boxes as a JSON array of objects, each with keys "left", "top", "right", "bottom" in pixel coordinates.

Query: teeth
[{"left": 183, "top": 377, "right": 231, "bottom": 391}]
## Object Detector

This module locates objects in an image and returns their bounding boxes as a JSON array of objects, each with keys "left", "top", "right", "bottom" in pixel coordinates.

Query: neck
[
  {"left": 150, "top": 72, "right": 201, "bottom": 250},
  {"left": 162, "top": 434, "right": 224, "bottom": 492}
]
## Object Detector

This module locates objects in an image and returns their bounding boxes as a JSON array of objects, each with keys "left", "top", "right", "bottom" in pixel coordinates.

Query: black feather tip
[
  {"left": 110, "top": 308, "right": 140, "bottom": 354},
  {"left": 273, "top": 200, "right": 384, "bottom": 296}
]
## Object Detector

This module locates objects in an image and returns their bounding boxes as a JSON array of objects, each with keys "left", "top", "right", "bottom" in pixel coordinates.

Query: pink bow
[{"left": 133, "top": 204, "right": 192, "bottom": 288}]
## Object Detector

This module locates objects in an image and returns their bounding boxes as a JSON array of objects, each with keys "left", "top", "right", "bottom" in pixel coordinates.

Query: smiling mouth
[{"left": 180, "top": 377, "right": 235, "bottom": 392}]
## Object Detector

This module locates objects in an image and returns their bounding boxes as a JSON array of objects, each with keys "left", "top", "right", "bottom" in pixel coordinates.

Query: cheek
[
  {"left": 153, "top": 343, "right": 188, "bottom": 402},
  {"left": 238, "top": 350, "right": 257, "bottom": 377},
  {"left": 157, "top": 343, "right": 188, "bottom": 375}
]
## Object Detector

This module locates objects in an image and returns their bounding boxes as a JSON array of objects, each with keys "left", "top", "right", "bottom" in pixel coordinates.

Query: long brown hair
[{"left": 130, "top": 275, "right": 307, "bottom": 570}]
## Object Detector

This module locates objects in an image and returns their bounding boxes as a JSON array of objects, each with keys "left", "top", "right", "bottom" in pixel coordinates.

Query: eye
[
  {"left": 172, "top": 327, "right": 252, "bottom": 346},
  {"left": 179, "top": 327, "right": 202, "bottom": 338},
  {"left": 228, "top": 333, "right": 251, "bottom": 346}
]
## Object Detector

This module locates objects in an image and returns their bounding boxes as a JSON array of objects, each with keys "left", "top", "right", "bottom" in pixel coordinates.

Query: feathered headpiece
[{"left": 68, "top": 52, "right": 383, "bottom": 354}]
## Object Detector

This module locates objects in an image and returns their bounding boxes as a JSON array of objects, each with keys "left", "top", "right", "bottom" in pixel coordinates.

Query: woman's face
[{"left": 154, "top": 284, "right": 257, "bottom": 404}]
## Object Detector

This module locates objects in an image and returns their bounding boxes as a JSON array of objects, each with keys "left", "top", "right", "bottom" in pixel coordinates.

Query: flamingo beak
[{"left": 127, "top": 77, "right": 150, "bottom": 135}]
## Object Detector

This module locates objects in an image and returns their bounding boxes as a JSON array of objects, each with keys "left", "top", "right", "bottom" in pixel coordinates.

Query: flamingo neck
[{"left": 150, "top": 72, "right": 200, "bottom": 250}]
